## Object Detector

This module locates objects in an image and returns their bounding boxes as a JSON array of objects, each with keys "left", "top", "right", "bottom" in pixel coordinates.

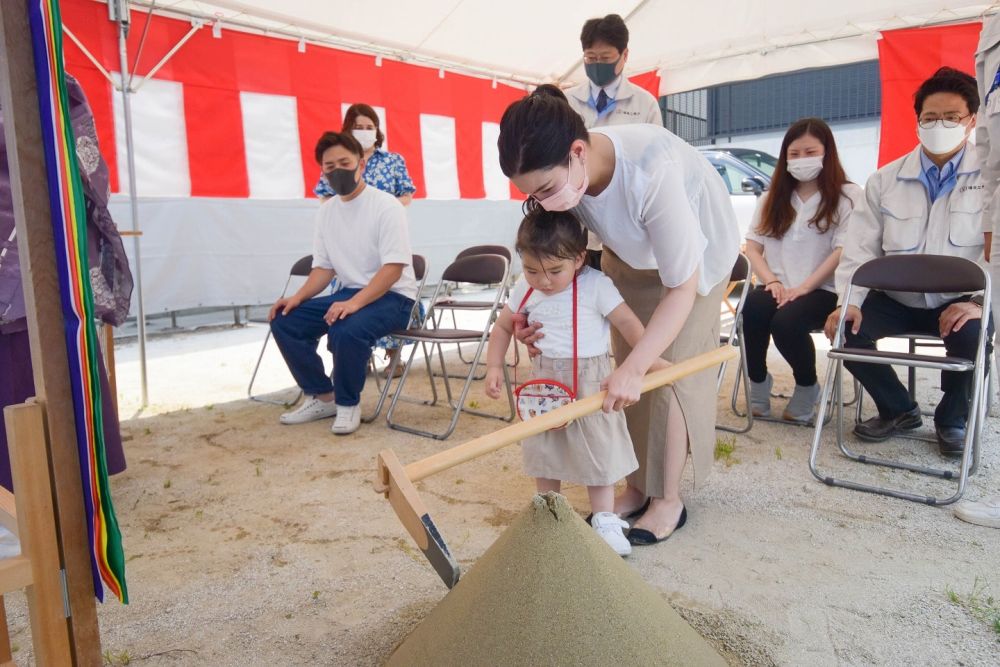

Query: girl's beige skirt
[{"left": 521, "top": 353, "right": 638, "bottom": 486}]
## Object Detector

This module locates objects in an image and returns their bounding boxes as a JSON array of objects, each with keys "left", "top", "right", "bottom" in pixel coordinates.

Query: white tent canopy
[{"left": 137, "top": 0, "right": 996, "bottom": 93}]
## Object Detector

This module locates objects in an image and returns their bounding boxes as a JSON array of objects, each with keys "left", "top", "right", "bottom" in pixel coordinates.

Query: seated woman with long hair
[{"left": 743, "top": 117, "right": 862, "bottom": 423}]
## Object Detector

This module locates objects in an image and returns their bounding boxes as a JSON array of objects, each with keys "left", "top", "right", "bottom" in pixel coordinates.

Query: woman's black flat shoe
[
  {"left": 627, "top": 506, "right": 687, "bottom": 546},
  {"left": 624, "top": 497, "right": 652, "bottom": 520},
  {"left": 585, "top": 497, "right": 652, "bottom": 525}
]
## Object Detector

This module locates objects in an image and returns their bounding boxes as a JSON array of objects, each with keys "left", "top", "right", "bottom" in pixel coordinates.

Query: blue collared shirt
[{"left": 918, "top": 147, "right": 965, "bottom": 203}]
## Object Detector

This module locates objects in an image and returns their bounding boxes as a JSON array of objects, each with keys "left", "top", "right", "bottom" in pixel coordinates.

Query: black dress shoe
[
  {"left": 935, "top": 425, "right": 966, "bottom": 457},
  {"left": 854, "top": 405, "right": 922, "bottom": 442},
  {"left": 627, "top": 506, "right": 687, "bottom": 546},
  {"left": 585, "top": 498, "right": 651, "bottom": 526}
]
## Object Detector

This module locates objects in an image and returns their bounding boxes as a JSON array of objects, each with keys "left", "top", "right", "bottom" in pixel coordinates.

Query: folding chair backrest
[
  {"left": 730, "top": 253, "right": 750, "bottom": 282},
  {"left": 441, "top": 254, "right": 508, "bottom": 285},
  {"left": 852, "top": 255, "right": 985, "bottom": 294},
  {"left": 727, "top": 254, "right": 752, "bottom": 341},
  {"left": 290, "top": 255, "right": 313, "bottom": 277},
  {"left": 412, "top": 254, "right": 427, "bottom": 282},
  {"left": 455, "top": 244, "right": 512, "bottom": 262}
]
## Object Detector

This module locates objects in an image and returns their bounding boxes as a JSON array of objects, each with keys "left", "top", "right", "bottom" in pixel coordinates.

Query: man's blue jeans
[{"left": 270, "top": 288, "right": 414, "bottom": 406}]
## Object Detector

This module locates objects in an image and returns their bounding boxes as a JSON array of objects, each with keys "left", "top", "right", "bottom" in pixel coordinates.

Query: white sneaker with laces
[
  {"left": 279, "top": 396, "right": 337, "bottom": 425},
  {"left": 954, "top": 495, "right": 1000, "bottom": 528},
  {"left": 592, "top": 512, "right": 632, "bottom": 556},
  {"left": 331, "top": 405, "right": 362, "bottom": 435}
]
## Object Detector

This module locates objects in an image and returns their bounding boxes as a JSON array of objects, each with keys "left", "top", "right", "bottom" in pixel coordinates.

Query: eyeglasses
[
  {"left": 918, "top": 114, "right": 971, "bottom": 129},
  {"left": 582, "top": 54, "right": 620, "bottom": 65}
]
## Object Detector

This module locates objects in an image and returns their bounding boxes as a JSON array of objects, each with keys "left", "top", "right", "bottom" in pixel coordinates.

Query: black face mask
[
  {"left": 585, "top": 58, "right": 620, "bottom": 88},
  {"left": 324, "top": 167, "right": 360, "bottom": 196}
]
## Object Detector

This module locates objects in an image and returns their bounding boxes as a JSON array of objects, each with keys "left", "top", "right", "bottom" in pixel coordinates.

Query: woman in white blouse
[
  {"left": 743, "top": 118, "right": 861, "bottom": 422},
  {"left": 498, "top": 90, "right": 740, "bottom": 545}
]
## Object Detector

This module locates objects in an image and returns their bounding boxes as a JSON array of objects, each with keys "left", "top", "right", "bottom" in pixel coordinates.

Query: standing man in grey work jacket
[
  {"left": 957, "top": 13, "right": 1000, "bottom": 529},
  {"left": 564, "top": 13, "right": 662, "bottom": 269}
]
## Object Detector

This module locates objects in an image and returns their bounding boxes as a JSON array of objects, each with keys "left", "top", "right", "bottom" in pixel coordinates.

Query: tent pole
[{"left": 113, "top": 4, "right": 149, "bottom": 409}]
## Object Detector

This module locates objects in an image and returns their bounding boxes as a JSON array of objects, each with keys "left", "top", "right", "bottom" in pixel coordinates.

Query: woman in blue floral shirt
[
  {"left": 314, "top": 103, "right": 419, "bottom": 374},
  {"left": 314, "top": 103, "right": 416, "bottom": 205}
]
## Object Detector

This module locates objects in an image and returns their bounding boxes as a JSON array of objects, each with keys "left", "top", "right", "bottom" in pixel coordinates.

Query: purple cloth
[
  {"left": 0, "top": 72, "right": 130, "bottom": 486},
  {"left": 0, "top": 105, "right": 25, "bottom": 325},
  {"left": 0, "top": 329, "right": 126, "bottom": 492}
]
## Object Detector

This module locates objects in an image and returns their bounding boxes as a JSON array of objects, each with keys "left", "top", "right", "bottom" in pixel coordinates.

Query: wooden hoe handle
[{"left": 375, "top": 345, "right": 736, "bottom": 492}]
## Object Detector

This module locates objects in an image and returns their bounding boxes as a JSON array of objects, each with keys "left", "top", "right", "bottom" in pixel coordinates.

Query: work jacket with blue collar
[
  {"left": 565, "top": 77, "right": 662, "bottom": 129},
  {"left": 835, "top": 142, "right": 986, "bottom": 310},
  {"left": 976, "top": 13, "right": 1000, "bottom": 237}
]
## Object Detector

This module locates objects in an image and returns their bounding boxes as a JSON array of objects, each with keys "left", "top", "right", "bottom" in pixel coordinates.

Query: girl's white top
[
  {"left": 573, "top": 124, "right": 741, "bottom": 295},
  {"left": 508, "top": 266, "right": 623, "bottom": 358},
  {"left": 745, "top": 184, "right": 862, "bottom": 292}
]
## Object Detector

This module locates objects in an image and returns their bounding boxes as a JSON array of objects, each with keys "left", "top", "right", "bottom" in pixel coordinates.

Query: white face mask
[
  {"left": 786, "top": 155, "right": 824, "bottom": 182},
  {"left": 353, "top": 129, "right": 378, "bottom": 151},
  {"left": 917, "top": 122, "right": 969, "bottom": 156}
]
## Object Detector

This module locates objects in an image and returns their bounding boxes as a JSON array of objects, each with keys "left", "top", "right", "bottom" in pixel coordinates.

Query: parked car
[
  {"left": 698, "top": 147, "right": 775, "bottom": 238},
  {"left": 719, "top": 147, "right": 777, "bottom": 178}
]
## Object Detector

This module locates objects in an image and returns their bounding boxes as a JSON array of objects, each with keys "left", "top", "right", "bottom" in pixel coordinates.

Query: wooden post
[
  {"left": 5, "top": 401, "right": 74, "bottom": 665},
  {"left": 0, "top": 1, "right": 103, "bottom": 663}
]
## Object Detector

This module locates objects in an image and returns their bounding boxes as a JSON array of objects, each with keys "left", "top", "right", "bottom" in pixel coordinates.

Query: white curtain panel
[
  {"left": 240, "top": 92, "right": 305, "bottom": 198},
  {"left": 112, "top": 75, "right": 191, "bottom": 197}
]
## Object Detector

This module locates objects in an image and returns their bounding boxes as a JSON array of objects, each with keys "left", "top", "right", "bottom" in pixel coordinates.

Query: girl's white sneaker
[{"left": 592, "top": 512, "right": 632, "bottom": 556}]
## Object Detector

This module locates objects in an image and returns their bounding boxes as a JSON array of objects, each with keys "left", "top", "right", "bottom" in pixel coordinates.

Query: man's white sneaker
[
  {"left": 954, "top": 495, "right": 1000, "bottom": 529},
  {"left": 331, "top": 405, "right": 362, "bottom": 435},
  {"left": 279, "top": 396, "right": 337, "bottom": 425},
  {"left": 592, "top": 512, "right": 632, "bottom": 556}
]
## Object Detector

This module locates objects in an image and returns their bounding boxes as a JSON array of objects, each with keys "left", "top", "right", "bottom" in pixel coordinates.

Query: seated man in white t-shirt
[{"left": 268, "top": 131, "right": 417, "bottom": 435}]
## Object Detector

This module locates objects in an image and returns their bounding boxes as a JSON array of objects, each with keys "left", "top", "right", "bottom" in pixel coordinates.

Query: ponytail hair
[{"left": 498, "top": 90, "right": 588, "bottom": 178}]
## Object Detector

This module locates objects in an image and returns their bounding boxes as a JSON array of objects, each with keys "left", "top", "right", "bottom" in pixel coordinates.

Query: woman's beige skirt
[
  {"left": 521, "top": 354, "right": 638, "bottom": 487},
  {"left": 601, "top": 249, "right": 727, "bottom": 494}
]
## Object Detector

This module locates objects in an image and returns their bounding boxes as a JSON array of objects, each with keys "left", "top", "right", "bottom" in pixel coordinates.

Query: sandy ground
[{"left": 3, "top": 314, "right": 1000, "bottom": 665}]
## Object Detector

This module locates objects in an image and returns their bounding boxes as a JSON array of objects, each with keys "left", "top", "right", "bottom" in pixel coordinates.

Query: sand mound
[{"left": 387, "top": 492, "right": 726, "bottom": 666}]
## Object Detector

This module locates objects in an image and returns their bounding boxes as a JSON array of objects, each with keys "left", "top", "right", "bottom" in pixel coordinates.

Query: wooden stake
[
  {"left": 5, "top": 401, "right": 74, "bottom": 664},
  {"left": 0, "top": 2, "right": 103, "bottom": 663}
]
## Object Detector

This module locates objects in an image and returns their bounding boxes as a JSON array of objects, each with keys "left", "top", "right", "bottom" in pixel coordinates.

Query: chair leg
[
  {"left": 248, "top": 278, "right": 299, "bottom": 405},
  {"left": 718, "top": 339, "right": 752, "bottom": 434},
  {"left": 811, "top": 356, "right": 983, "bottom": 505},
  {"left": 387, "top": 336, "right": 513, "bottom": 440}
]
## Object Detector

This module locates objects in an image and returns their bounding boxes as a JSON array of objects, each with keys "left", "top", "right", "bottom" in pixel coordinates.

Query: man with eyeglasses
[
  {"left": 823, "top": 67, "right": 992, "bottom": 457},
  {"left": 565, "top": 13, "right": 662, "bottom": 270},
  {"left": 564, "top": 14, "right": 661, "bottom": 129}
]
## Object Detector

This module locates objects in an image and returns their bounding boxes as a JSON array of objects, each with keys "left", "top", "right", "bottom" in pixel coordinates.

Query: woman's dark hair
[
  {"left": 532, "top": 84, "right": 568, "bottom": 103},
  {"left": 914, "top": 67, "right": 979, "bottom": 117},
  {"left": 580, "top": 14, "right": 628, "bottom": 52},
  {"left": 342, "top": 103, "right": 385, "bottom": 149},
  {"left": 314, "top": 131, "right": 363, "bottom": 164},
  {"left": 515, "top": 208, "right": 587, "bottom": 261},
  {"left": 757, "top": 118, "right": 850, "bottom": 239},
  {"left": 498, "top": 91, "right": 589, "bottom": 178}
]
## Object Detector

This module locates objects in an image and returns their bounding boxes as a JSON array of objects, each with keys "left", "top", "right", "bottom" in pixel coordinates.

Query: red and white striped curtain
[{"left": 62, "top": 0, "right": 529, "bottom": 201}]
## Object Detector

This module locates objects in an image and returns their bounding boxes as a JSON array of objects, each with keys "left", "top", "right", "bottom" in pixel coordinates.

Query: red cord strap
[{"left": 515, "top": 273, "right": 578, "bottom": 397}]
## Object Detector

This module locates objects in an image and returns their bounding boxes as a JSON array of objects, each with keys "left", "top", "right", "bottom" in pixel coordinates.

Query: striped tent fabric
[{"left": 28, "top": 0, "right": 127, "bottom": 603}]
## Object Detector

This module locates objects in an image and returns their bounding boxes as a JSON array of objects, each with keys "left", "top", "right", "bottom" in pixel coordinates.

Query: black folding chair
[
  {"left": 809, "top": 255, "right": 992, "bottom": 505},
  {"left": 247, "top": 255, "right": 313, "bottom": 405},
  {"left": 432, "top": 244, "right": 517, "bottom": 376},
  {"left": 363, "top": 254, "right": 430, "bottom": 423},
  {"left": 716, "top": 254, "right": 753, "bottom": 433},
  {"left": 386, "top": 254, "right": 515, "bottom": 440}
]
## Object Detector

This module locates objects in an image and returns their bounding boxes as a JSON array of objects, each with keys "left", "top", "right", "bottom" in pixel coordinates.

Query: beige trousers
[{"left": 602, "top": 249, "right": 727, "bottom": 495}]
